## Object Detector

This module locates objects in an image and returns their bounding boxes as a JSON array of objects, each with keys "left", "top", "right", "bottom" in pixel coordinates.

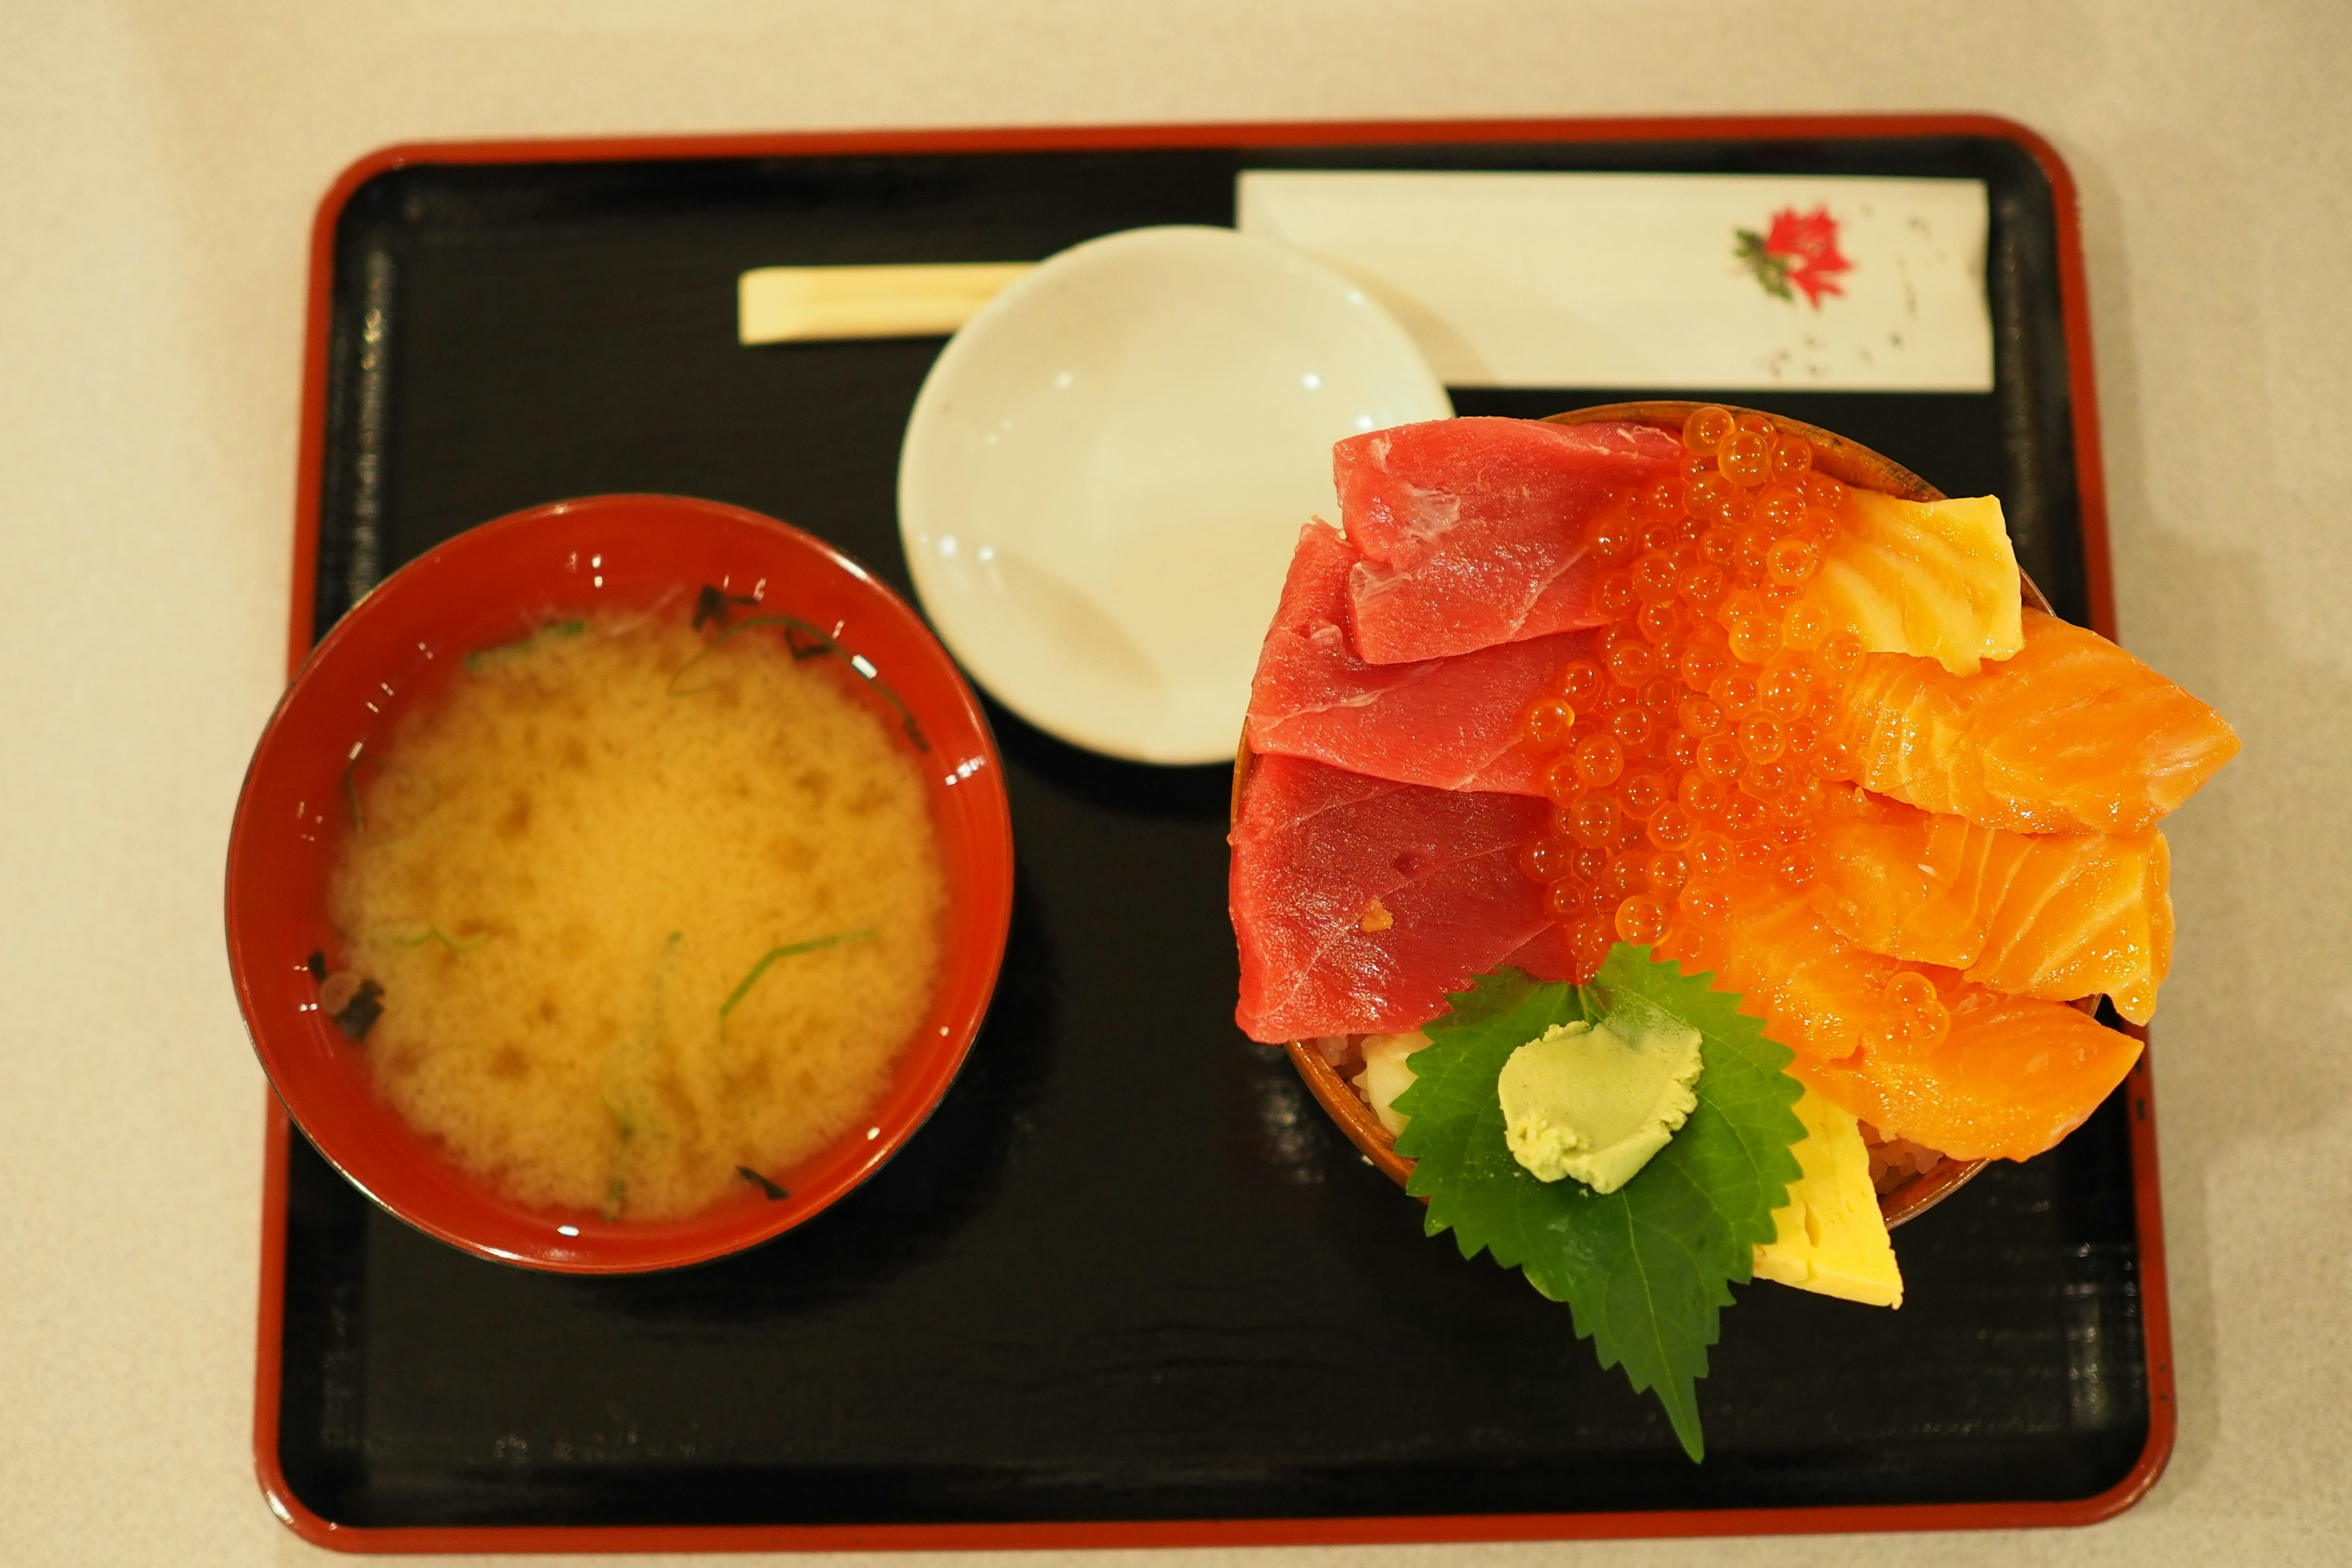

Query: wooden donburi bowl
[{"left": 1241, "top": 402, "right": 2081, "bottom": 1229}]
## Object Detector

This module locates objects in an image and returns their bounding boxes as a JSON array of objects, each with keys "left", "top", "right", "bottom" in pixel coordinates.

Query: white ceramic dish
[{"left": 898, "top": 225, "right": 1451, "bottom": 765}]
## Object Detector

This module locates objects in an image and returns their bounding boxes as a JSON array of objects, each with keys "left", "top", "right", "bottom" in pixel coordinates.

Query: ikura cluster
[{"left": 1515, "top": 407, "right": 1948, "bottom": 1047}]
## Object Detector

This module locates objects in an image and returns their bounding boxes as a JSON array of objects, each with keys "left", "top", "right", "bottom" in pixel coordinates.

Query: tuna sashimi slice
[
  {"left": 1810, "top": 785, "right": 2173, "bottom": 1024},
  {"left": 1830, "top": 607, "right": 2240, "bottom": 835},
  {"left": 1336, "top": 417, "right": 1681, "bottom": 664},
  {"left": 1244, "top": 521, "right": 1583, "bottom": 796},
  {"left": 1657, "top": 875, "right": 2143, "bottom": 1161},
  {"left": 1229, "top": 753, "right": 1567, "bottom": 1042}
]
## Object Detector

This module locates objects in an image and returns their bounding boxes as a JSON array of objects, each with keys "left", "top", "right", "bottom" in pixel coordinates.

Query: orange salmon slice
[
  {"left": 1810, "top": 785, "right": 2172, "bottom": 1024},
  {"left": 1811, "top": 489, "right": 2022, "bottom": 675},
  {"left": 1803, "top": 988, "right": 2145, "bottom": 1164},
  {"left": 1659, "top": 875, "right": 2144, "bottom": 1161},
  {"left": 1829, "top": 607, "right": 2239, "bottom": 835}
]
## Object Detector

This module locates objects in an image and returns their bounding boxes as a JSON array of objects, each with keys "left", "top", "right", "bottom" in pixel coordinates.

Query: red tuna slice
[
  {"left": 1245, "top": 520, "right": 1585, "bottom": 795},
  {"left": 1338, "top": 417, "right": 1683, "bottom": 664},
  {"left": 1230, "top": 753, "right": 1569, "bottom": 1043}
]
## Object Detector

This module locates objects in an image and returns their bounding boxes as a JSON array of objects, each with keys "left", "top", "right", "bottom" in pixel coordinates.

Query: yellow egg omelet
[{"left": 1754, "top": 1085, "right": 1904, "bottom": 1308}]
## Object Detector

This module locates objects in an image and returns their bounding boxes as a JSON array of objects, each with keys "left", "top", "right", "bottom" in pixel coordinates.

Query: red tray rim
[{"left": 255, "top": 111, "right": 2172, "bottom": 1555}]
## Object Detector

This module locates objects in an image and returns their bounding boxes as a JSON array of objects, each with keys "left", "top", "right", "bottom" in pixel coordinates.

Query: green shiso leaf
[{"left": 1389, "top": 945, "right": 1807, "bottom": 1462}]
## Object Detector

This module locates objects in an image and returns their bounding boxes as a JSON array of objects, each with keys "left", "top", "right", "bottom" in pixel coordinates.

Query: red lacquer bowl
[{"left": 225, "top": 496, "right": 1015, "bottom": 1273}]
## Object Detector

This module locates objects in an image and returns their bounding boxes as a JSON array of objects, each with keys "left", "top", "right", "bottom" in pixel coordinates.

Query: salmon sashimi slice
[
  {"left": 1657, "top": 875, "right": 2143, "bottom": 1161},
  {"left": 1829, "top": 606, "right": 2240, "bottom": 835},
  {"left": 1810, "top": 490, "right": 2022, "bottom": 674},
  {"left": 1245, "top": 520, "right": 1578, "bottom": 795},
  {"left": 1810, "top": 785, "right": 2173, "bottom": 1023},
  {"left": 1229, "top": 753, "right": 1569, "bottom": 1042},
  {"left": 1803, "top": 989, "right": 2144, "bottom": 1165},
  {"left": 1336, "top": 417, "right": 1681, "bottom": 664},
  {"left": 1660, "top": 875, "right": 1903, "bottom": 1069}
]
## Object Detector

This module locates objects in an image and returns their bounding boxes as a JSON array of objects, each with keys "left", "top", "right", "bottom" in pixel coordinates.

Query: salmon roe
[{"left": 1518, "top": 407, "right": 1866, "bottom": 982}]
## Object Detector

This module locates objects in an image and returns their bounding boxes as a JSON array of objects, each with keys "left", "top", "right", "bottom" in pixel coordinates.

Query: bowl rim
[
  {"left": 896, "top": 222, "right": 1452, "bottom": 766},
  {"left": 1237, "top": 402, "right": 2090, "bottom": 1229},
  {"left": 225, "top": 492, "right": 1016, "bottom": 1273}
]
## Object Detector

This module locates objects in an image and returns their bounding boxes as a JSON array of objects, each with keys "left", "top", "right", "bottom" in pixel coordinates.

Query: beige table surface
[{"left": 4, "top": 2, "right": 2346, "bottom": 1564}]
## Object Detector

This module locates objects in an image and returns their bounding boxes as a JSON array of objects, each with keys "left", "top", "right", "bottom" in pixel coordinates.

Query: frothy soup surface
[{"left": 328, "top": 607, "right": 948, "bottom": 1221}]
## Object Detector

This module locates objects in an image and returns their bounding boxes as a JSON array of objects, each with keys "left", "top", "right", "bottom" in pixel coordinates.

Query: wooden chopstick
[{"left": 737, "top": 263, "right": 1036, "bottom": 344}]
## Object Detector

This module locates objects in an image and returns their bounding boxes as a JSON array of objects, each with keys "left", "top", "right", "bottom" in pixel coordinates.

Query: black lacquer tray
[{"left": 254, "top": 117, "right": 2171, "bottom": 1552}]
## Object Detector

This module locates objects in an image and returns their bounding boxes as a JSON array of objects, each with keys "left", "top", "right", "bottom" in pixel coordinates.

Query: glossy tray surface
[{"left": 264, "top": 121, "right": 2166, "bottom": 1547}]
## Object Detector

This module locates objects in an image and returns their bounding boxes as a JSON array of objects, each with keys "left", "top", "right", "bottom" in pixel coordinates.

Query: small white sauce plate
[{"left": 899, "top": 225, "right": 1451, "bottom": 765}]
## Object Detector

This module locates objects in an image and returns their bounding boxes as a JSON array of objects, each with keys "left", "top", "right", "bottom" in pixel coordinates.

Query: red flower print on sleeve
[{"left": 1735, "top": 205, "right": 1855, "bottom": 308}]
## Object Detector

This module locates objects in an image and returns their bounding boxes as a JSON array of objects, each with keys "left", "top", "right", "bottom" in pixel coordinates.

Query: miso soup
[{"left": 326, "top": 604, "right": 948, "bottom": 1222}]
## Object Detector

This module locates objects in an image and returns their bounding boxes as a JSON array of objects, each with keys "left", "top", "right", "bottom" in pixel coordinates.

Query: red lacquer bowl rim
[{"left": 225, "top": 494, "right": 1015, "bottom": 1273}]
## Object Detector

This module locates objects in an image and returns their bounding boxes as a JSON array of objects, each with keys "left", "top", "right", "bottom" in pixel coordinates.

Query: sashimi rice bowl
[{"left": 1226, "top": 402, "right": 2236, "bottom": 1459}]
